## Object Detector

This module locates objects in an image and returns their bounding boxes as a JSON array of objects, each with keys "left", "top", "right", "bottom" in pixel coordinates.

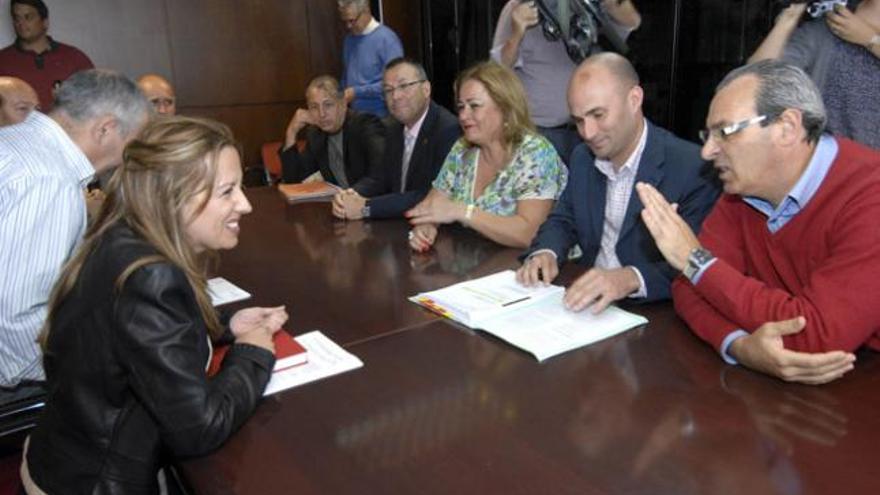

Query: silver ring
[{"left": 408, "top": 230, "right": 414, "bottom": 240}]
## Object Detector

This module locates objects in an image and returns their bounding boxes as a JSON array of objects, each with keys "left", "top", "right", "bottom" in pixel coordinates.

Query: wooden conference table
[{"left": 178, "top": 187, "right": 880, "bottom": 495}]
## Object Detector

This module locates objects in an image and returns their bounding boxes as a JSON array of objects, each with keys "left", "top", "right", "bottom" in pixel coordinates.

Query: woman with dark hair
[
  {"left": 21, "top": 116, "right": 287, "bottom": 494},
  {"left": 406, "top": 61, "right": 568, "bottom": 250}
]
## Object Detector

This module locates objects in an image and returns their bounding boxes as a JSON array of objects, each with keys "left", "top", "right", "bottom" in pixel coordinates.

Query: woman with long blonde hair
[{"left": 22, "top": 116, "right": 287, "bottom": 494}]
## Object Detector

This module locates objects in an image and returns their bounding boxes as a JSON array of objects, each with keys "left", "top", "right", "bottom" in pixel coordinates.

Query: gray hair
[
  {"left": 52, "top": 69, "right": 151, "bottom": 137},
  {"left": 337, "top": 0, "right": 368, "bottom": 9},
  {"left": 717, "top": 60, "right": 826, "bottom": 143}
]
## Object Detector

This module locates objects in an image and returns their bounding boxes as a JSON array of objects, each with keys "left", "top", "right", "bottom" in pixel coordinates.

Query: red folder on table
[{"left": 208, "top": 331, "right": 308, "bottom": 376}]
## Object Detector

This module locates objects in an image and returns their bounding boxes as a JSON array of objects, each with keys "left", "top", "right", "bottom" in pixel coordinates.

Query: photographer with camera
[
  {"left": 491, "top": 1, "right": 640, "bottom": 165},
  {"left": 749, "top": 0, "right": 879, "bottom": 149}
]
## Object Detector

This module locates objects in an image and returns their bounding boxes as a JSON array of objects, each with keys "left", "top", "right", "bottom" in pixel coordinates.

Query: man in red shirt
[
  {"left": 0, "top": 0, "right": 94, "bottom": 111},
  {"left": 636, "top": 60, "right": 880, "bottom": 385}
]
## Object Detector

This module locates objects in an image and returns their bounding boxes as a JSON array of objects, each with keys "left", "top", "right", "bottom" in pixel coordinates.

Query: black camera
[{"left": 532, "top": 0, "right": 629, "bottom": 63}]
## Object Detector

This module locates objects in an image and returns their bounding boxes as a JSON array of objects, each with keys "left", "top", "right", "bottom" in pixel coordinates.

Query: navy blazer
[
  {"left": 279, "top": 109, "right": 387, "bottom": 196},
  {"left": 527, "top": 121, "right": 720, "bottom": 302},
  {"left": 363, "top": 101, "right": 460, "bottom": 219}
]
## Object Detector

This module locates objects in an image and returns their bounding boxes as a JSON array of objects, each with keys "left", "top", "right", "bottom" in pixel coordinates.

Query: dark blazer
[
  {"left": 26, "top": 223, "right": 274, "bottom": 494},
  {"left": 279, "top": 109, "right": 387, "bottom": 196},
  {"left": 364, "top": 101, "right": 460, "bottom": 218},
  {"left": 526, "top": 121, "right": 720, "bottom": 302}
]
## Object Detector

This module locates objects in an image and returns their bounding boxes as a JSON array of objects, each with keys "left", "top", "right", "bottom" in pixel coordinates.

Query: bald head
[
  {"left": 567, "top": 53, "right": 645, "bottom": 167},
  {"left": 0, "top": 76, "right": 38, "bottom": 126},
  {"left": 137, "top": 74, "right": 176, "bottom": 116},
  {"left": 571, "top": 52, "right": 640, "bottom": 93}
]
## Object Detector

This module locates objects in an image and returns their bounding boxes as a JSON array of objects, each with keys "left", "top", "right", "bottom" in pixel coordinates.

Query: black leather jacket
[{"left": 26, "top": 223, "right": 275, "bottom": 494}]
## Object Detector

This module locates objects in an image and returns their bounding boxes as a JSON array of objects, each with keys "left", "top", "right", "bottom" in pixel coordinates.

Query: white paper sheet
[
  {"left": 263, "top": 331, "right": 364, "bottom": 396},
  {"left": 411, "top": 270, "right": 563, "bottom": 326},
  {"left": 478, "top": 292, "right": 648, "bottom": 361},
  {"left": 410, "top": 270, "right": 648, "bottom": 362},
  {"left": 207, "top": 277, "right": 252, "bottom": 306}
]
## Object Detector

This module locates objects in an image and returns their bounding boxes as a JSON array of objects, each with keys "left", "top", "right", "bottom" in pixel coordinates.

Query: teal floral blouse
[{"left": 431, "top": 132, "right": 568, "bottom": 216}]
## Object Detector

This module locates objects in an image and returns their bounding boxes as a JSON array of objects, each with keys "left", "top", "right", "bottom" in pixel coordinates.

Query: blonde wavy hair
[
  {"left": 40, "top": 116, "right": 240, "bottom": 347},
  {"left": 454, "top": 61, "right": 535, "bottom": 151}
]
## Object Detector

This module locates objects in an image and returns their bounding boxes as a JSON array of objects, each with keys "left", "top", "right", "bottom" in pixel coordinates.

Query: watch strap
[{"left": 683, "top": 247, "right": 715, "bottom": 283}]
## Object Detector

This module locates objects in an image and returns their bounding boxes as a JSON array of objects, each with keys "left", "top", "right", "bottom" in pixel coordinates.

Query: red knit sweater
[{"left": 673, "top": 138, "right": 880, "bottom": 353}]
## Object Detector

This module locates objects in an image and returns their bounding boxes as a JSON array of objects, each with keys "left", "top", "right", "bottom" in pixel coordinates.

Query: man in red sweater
[{"left": 636, "top": 60, "right": 880, "bottom": 384}]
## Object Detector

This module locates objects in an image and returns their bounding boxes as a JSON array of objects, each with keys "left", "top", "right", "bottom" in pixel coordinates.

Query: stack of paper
[
  {"left": 411, "top": 271, "right": 563, "bottom": 326},
  {"left": 411, "top": 270, "right": 648, "bottom": 361},
  {"left": 264, "top": 331, "right": 363, "bottom": 396}
]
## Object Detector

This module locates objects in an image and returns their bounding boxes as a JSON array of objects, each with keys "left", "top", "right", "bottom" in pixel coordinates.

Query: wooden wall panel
[
  {"left": 382, "top": 0, "right": 422, "bottom": 60},
  {"left": 307, "top": 0, "right": 345, "bottom": 77},
  {"left": 184, "top": 102, "right": 300, "bottom": 167},
  {"left": 163, "top": 0, "right": 347, "bottom": 164},
  {"left": 165, "top": 0, "right": 312, "bottom": 105}
]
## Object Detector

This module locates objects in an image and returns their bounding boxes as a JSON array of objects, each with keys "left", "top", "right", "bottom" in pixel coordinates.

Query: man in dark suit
[
  {"left": 280, "top": 75, "right": 385, "bottom": 194},
  {"left": 517, "top": 53, "right": 719, "bottom": 313},
  {"left": 333, "top": 57, "right": 460, "bottom": 220}
]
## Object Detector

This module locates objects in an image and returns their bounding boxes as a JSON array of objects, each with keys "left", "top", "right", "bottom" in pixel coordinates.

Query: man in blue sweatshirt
[{"left": 337, "top": 0, "right": 403, "bottom": 117}]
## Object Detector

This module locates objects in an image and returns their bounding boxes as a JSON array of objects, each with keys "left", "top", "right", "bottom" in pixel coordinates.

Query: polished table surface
[
  {"left": 182, "top": 187, "right": 880, "bottom": 494},
  {"left": 213, "top": 187, "right": 520, "bottom": 346}
]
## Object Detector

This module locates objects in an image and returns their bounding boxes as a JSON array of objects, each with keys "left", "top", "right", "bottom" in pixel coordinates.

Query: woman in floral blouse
[{"left": 406, "top": 61, "right": 568, "bottom": 249}]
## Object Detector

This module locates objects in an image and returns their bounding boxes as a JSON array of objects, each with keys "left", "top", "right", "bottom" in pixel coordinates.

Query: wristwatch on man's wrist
[
  {"left": 868, "top": 34, "right": 880, "bottom": 50},
  {"left": 360, "top": 203, "right": 371, "bottom": 219},
  {"left": 683, "top": 247, "right": 715, "bottom": 282}
]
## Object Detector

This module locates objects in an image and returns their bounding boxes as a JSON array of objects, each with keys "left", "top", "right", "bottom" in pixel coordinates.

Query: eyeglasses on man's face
[
  {"left": 382, "top": 80, "right": 425, "bottom": 98},
  {"left": 699, "top": 115, "right": 768, "bottom": 144}
]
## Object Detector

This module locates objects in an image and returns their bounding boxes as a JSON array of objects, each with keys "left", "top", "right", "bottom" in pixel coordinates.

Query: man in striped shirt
[{"left": 0, "top": 69, "right": 150, "bottom": 391}]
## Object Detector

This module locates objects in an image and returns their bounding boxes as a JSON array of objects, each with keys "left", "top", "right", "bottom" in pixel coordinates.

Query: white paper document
[
  {"left": 410, "top": 270, "right": 648, "bottom": 361},
  {"left": 263, "top": 331, "right": 364, "bottom": 396},
  {"left": 478, "top": 292, "right": 648, "bottom": 361},
  {"left": 207, "top": 277, "right": 251, "bottom": 306},
  {"left": 410, "top": 270, "right": 563, "bottom": 326}
]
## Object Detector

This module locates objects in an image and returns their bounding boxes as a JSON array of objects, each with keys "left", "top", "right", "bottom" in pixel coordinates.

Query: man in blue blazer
[
  {"left": 517, "top": 53, "right": 719, "bottom": 312},
  {"left": 333, "top": 57, "right": 460, "bottom": 220}
]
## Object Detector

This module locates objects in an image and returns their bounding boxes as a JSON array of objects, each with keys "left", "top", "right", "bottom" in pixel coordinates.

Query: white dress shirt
[
  {"left": 592, "top": 119, "right": 648, "bottom": 297},
  {"left": 400, "top": 104, "right": 429, "bottom": 192},
  {"left": 0, "top": 112, "right": 93, "bottom": 387}
]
